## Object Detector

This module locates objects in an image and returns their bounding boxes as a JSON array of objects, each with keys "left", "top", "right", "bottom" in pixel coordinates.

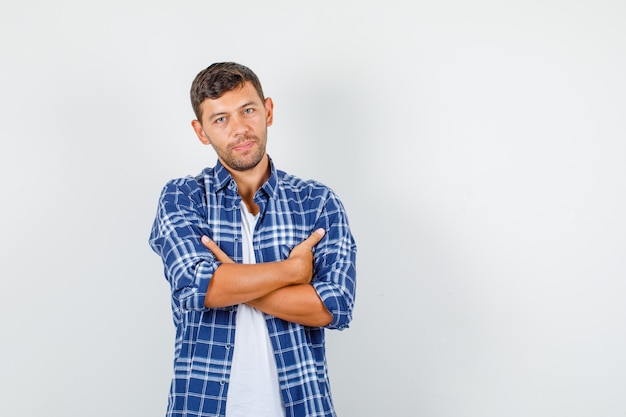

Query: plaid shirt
[{"left": 149, "top": 158, "right": 357, "bottom": 417}]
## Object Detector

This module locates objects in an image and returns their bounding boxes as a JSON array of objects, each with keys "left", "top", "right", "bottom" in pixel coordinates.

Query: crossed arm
[{"left": 201, "top": 228, "right": 333, "bottom": 327}]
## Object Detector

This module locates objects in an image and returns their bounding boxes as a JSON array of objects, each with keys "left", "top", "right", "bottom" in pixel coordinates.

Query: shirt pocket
[{"left": 258, "top": 225, "right": 310, "bottom": 262}]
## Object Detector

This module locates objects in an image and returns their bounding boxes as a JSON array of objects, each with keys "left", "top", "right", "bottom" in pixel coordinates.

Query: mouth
[{"left": 231, "top": 138, "right": 256, "bottom": 152}]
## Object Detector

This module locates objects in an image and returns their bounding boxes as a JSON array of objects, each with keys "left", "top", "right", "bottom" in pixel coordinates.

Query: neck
[{"left": 224, "top": 155, "right": 270, "bottom": 215}]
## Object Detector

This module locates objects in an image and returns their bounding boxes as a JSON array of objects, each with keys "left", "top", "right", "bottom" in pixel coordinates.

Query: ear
[
  {"left": 191, "top": 120, "right": 211, "bottom": 145},
  {"left": 264, "top": 97, "right": 274, "bottom": 127}
]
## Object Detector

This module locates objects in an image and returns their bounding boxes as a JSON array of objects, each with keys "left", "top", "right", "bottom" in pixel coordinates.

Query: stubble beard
[{"left": 221, "top": 135, "right": 267, "bottom": 172}]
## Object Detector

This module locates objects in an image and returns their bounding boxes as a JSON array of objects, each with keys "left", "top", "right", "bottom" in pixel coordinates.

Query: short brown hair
[{"left": 190, "top": 62, "right": 265, "bottom": 120}]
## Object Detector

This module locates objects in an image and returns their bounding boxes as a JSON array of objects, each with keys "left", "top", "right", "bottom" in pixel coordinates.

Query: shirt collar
[
  {"left": 212, "top": 156, "right": 278, "bottom": 198},
  {"left": 213, "top": 159, "right": 233, "bottom": 192},
  {"left": 260, "top": 156, "right": 278, "bottom": 199}
]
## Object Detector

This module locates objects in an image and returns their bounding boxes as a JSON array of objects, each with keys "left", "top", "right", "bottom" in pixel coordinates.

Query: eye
[
  {"left": 215, "top": 116, "right": 226, "bottom": 124},
  {"left": 243, "top": 108, "right": 254, "bottom": 115}
]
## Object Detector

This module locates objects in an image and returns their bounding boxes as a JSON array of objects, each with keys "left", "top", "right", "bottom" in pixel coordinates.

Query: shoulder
[
  {"left": 274, "top": 169, "right": 348, "bottom": 213},
  {"left": 276, "top": 169, "right": 333, "bottom": 197},
  {"left": 159, "top": 167, "right": 214, "bottom": 203}
]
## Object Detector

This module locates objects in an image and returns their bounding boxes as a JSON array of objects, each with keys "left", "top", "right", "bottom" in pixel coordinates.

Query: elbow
[
  {"left": 315, "top": 308, "right": 334, "bottom": 327},
  {"left": 314, "top": 284, "right": 355, "bottom": 329},
  {"left": 327, "top": 312, "right": 352, "bottom": 330},
  {"left": 177, "top": 288, "right": 211, "bottom": 312},
  {"left": 203, "top": 287, "right": 230, "bottom": 309},
  {"left": 323, "top": 300, "right": 353, "bottom": 330}
]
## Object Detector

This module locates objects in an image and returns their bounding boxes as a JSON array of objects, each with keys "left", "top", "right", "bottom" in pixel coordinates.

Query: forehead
[{"left": 200, "top": 81, "right": 263, "bottom": 117}]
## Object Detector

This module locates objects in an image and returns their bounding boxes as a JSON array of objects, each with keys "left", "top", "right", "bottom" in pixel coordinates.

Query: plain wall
[{"left": 1, "top": 1, "right": 625, "bottom": 416}]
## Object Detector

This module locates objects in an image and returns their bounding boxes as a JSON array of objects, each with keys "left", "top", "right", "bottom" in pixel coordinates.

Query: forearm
[
  {"left": 204, "top": 259, "right": 301, "bottom": 308},
  {"left": 246, "top": 284, "right": 333, "bottom": 327},
  {"left": 202, "top": 230, "right": 323, "bottom": 309}
]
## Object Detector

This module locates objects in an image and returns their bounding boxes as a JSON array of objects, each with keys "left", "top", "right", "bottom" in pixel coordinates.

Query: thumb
[{"left": 304, "top": 228, "right": 326, "bottom": 248}]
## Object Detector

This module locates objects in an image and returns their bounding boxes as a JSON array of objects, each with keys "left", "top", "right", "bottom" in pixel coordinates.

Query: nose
[{"left": 230, "top": 114, "right": 249, "bottom": 136}]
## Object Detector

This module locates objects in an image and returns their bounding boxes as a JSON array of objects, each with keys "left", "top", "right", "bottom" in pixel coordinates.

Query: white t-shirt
[{"left": 225, "top": 202, "right": 285, "bottom": 417}]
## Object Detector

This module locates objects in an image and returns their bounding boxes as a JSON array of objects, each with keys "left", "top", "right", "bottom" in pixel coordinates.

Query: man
[{"left": 149, "top": 62, "right": 357, "bottom": 417}]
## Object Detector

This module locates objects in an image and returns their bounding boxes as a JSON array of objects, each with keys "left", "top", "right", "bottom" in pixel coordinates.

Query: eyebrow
[{"left": 207, "top": 101, "right": 259, "bottom": 120}]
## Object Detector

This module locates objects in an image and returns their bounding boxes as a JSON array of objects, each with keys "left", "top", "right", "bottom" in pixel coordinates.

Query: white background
[{"left": 1, "top": 1, "right": 625, "bottom": 416}]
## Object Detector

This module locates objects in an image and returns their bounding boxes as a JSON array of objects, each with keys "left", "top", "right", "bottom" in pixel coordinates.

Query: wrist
[{"left": 281, "top": 258, "right": 306, "bottom": 285}]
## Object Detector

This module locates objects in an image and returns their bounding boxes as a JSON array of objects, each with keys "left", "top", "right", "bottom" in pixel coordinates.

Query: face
[{"left": 192, "top": 81, "right": 273, "bottom": 172}]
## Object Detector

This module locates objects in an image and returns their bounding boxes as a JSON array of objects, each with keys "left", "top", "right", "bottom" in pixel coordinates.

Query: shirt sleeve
[
  {"left": 148, "top": 178, "right": 219, "bottom": 311},
  {"left": 310, "top": 188, "right": 357, "bottom": 330}
]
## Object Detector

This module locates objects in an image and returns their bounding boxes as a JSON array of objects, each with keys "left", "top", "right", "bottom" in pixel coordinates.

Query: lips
[{"left": 231, "top": 139, "right": 256, "bottom": 152}]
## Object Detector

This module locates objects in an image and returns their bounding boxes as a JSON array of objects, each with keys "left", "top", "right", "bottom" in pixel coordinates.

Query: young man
[{"left": 149, "top": 62, "right": 357, "bottom": 417}]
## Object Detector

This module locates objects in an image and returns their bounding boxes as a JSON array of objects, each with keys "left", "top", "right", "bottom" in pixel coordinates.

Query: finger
[
  {"left": 201, "top": 235, "right": 221, "bottom": 254},
  {"left": 303, "top": 228, "right": 326, "bottom": 248},
  {"left": 201, "top": 236, "right": 234, "bottom": 263}
]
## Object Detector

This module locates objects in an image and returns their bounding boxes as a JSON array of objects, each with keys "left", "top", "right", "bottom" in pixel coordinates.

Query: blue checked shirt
[{"left": 149, "top": 157, "right": 357, "bottom": 417}]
